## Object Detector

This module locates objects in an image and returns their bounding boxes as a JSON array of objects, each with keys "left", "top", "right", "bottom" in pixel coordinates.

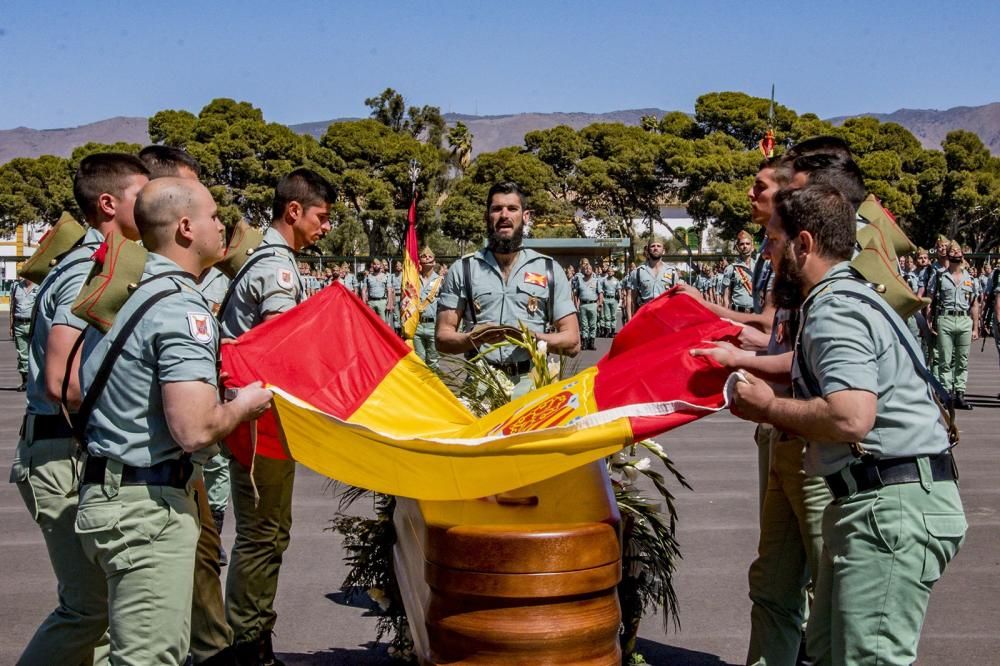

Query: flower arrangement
[{"left": 331, "top": 324, "right": 689, "bottom": 663}]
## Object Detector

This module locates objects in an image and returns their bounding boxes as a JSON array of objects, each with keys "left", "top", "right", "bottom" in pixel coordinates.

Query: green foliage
[{"left": 694, "top": 91, "right": 797, "bottom": 149}]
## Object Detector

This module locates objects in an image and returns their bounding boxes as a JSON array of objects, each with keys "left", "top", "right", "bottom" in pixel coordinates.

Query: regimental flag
[
  {"left": 221, "top": 285, "right": 741, "bottom": 500},
  {"left": 399, "top": 197, "right": 422, "bottom": 340}
]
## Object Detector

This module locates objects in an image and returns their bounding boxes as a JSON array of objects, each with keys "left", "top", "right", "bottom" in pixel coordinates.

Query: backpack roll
[
  {"left": 71, "top": 231, "right": 149, "bottom": 333},
  {"left": 19, "top": 212, "right": 87, "bottom": 283}
]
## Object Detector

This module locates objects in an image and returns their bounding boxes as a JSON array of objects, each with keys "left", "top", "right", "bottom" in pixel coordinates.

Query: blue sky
[{"left": 2, "top": 0, "right": 997, "bottom": 129}]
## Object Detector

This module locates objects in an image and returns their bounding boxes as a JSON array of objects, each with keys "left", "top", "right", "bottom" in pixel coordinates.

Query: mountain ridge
[{"left": 2, "top": 103, "right": 998, "bottom": 165}]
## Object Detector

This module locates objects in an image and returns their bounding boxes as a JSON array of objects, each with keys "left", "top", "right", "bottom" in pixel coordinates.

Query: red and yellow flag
[
  {"left": 399, "top": 197, "right": 422, "bottom": 340},
  {"left": 221, "top": 287, "right": 740, "bottom": 500}
]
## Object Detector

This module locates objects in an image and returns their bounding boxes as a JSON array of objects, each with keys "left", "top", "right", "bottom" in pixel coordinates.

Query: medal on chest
[{"left": 527, "top": 295, "right": 539, "bottom": 314}]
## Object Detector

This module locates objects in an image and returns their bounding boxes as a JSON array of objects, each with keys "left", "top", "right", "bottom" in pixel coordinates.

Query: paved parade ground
[{"left": 1, "top": 338, "right": 998, "bottom": 665}]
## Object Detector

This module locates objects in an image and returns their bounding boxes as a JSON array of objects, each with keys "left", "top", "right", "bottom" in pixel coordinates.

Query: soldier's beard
[
  {"left": 487, "top": 224, "right": 524, "bottom": 254},
  {"left": 772, "top": 245, "right": 806, "bottom": 309}
]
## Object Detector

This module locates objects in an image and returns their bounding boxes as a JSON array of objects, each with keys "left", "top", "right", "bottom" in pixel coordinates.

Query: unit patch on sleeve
[{"left": 187, "top": 312, "right": 214, "bottom": 343}]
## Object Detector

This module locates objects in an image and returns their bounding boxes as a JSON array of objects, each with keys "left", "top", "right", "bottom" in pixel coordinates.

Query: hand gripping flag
[
  {"left": 399, "top": 197, "right": 422, "bottom": 340},
  {"left": 221, "top": 287, "right": 741, "bottom": 500}
]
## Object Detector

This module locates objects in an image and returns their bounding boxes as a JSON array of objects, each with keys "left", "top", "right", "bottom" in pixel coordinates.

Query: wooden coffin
[{"left": 394, "top": 461, "right": 622, "bottom": 665}]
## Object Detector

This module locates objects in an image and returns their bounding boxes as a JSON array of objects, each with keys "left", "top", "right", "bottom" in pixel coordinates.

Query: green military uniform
[
  {"left": 723, "top": 257, "right": 755, "bottom": 312},
  {"left": 438, "top": 248, "right": 575, "bottom": 398},
  {"left": 196, "top": 267, "right": 232, "bottom": 516},
  {"left": 76, "top": 253, "right": 218, "bottom": 664},
  {"left": 573, "top": 272, "right": 601, "bottom": 349},
  {"left": 792, "top": 263, "right": 965, "bottom": 664},
  {"left": 218, "top": 226, "right": 302, "bottom": 650},
  {"left": 11, "top": 227, "right": 110, "bottom": 665},
  {"left": 413, "top": 270, "right": 443, "bottom": 369},
  {"left": 390, "top": 270, "right": 402, "bottom": 332},
  {"left": 364, "top": 270, "right": 391, "bottom": 325},
  {"left": 600, "top": 273, "right": 620, "bottom": 337},
  {"left": 713, "top": 271, "right": 725, "bottom": 302},
  {"left": 930, "top": 268, "right": 976, "bottom": 396},
  {"left": 10, "top": 278, "right": 36, "bottom": 386},
  {"left": 629, "top": 262, "right": 679, "bottom": 310},
  {"left": 747, "top": 306, "right": 832, "bottom": 665}
]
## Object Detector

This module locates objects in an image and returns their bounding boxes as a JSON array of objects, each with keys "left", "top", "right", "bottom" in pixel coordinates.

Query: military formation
[{"left": 7, "top": 136, "right": 978, "bottom": 665}]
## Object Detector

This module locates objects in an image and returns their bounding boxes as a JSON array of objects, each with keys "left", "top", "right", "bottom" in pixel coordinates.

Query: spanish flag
[
  {"left": 221, "top": 287, "right": 740, "bottom": 500},
  {"left": 399, "top": 197, "right": 422, "bottom": 340}
]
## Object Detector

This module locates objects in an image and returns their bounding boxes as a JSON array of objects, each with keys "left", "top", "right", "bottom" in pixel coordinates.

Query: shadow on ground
[
  {"left": 276, "top": 644, "right": 391, "bottom": 665},
  {"left": 326, "top": 587, "right": 376, "bottom": 612},
  {"left": 633, "top": 637, "right": 736, "bottom": 665}
]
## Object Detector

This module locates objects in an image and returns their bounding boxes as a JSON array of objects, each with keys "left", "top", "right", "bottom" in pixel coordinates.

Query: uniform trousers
[
  {"left": 190, "top": 465, "right": 233, "bottom": 663},
  {"left": 806, "top": 463, "right": 965, "bottom": 665},
  {"left": 12, "top": 421, "right": 109, "bottom": 665},
  {"left": 602, "top": 298, "right": 618, "bottom": 334},
  {"left": 747, "top": 431, "right": 831, "bottom": 665},
  {"left": 579, "top": 302, "right": 598, "bottom": 339},
  {"left": 413, "top": 322, "right": 439, "bottom": 369},
  {"left": 932, "top": 313, "right": 972, "bottom": 392},
  {"left": 13, "top": 320, "right": 30, "bottom": 374},
  {"left": 226, "top": 455, "right": 296, "bottom": 643},
  {"left": 203, "top": 451, "right": 231, "bottom": 514},
  {"left": 367, "top": 298, "right": 389, "bottom": 326},
  {"left": 76, "top": 463, "right": 200, "bottom": 666}
]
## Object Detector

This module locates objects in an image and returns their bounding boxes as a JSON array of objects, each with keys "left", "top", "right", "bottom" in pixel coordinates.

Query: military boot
[
  {"left": 199, "top": 646, "right": 238, "bottom": 665},
  {"left": 17, "top": 371, "right": 26, "bottom": 391},
  {"left": 259, "top": 631, "right": 285, "bottom": 666},
  {"left": 954, "top": 391, "right": 973, "bottom": 410},
  {"left": 212, "top": 509, "right": 228, "bottom": 566}
]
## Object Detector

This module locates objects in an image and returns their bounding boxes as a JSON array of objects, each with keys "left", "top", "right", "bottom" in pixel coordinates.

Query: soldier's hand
[
  {"left": 234, "top": 380, "right": 273, "bottom": 420},
  {"left": 676, "top": 283, "right": 702, "bottom": 300},
  {"left": 689, "top": 340, "right": 749, "bottom": 368},
  {"left": 730, "top": 371, "right": 775, "bottom": 423},
  {"left": 973, "top": 328, "right": 981, "bottom": 341}
]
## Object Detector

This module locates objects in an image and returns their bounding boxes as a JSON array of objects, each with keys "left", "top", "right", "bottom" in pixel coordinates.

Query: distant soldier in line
[
  {"left": 363, "top": 258, "right": 392, "bottom": 326},
  {"left": 627, "top": 236, "right": 679, "bottom": 318},
  {"left": 929, "top": 241, "right": 979, "bottom": 410},
  {"left": 390, "top": 260, "right": 403, "bottom": 335},
  {"left": 413, "top": 247, "right": 444, "bottom": 369},
  {"left": 9, "top": 275, "right": 35, "bottom": 390},
  {"left": 573, "top": 258, "right": 602, "bottom": 350},
  {"left": 722, "top": 230, "right": 756, "bottom": 312},
  {"left": 340, "top": 262, "right": 359, "bottom": 295},
  {"left": 599, "top": 266, "right": 621, "bottom": 337}
]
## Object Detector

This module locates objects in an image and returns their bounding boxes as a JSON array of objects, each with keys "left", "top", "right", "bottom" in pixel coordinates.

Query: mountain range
[{"left": 2, "top": 103, "right": 998, "bottom": 166}]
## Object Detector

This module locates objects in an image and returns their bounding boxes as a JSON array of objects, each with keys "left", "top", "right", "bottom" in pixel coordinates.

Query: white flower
[
  {"left": 536, "top": 340, "right": 548, "bottom": 356},
  {"left": 547, "top": 356, "right": 561, "bottom": 378},
  {"left": 633, "top": 457, "right": 652, "bottom": 472},
  {"left": 641, "top": 439, "right": 664, "bottom": 457}
]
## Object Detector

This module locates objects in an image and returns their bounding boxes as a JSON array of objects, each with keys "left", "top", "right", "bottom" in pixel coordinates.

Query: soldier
[
  {"left": 413, "top": 247, "right": 444, "bottom": 369},
  {"left": 139, "top": 145, "right": 235, "bottom": 663},
  {"left": 600, "top": 267, "right": 621, "bottom": 337},
  {"left": 732, "top": 182, "right": 965, "bottom": 665},
  {"left": 9, "top": 275, "right": 35, "bottom": 390},
  {"left": 218, "top": 168, "right": 334, "bottom": 663},
  {"left": 628, "top": 236, "right": 679, "bottom": 317},
  {"left": 723, "top": 230, "right": 756, "bottom": 312},
  {"left": 12, "top": 153, "right": 149, "bottom": 665},
  {"left": 340, "top": 262, "right": 359, "bottom": 295},
  {"left": 436, "top": 181, "right": 579, "bottom": 398},
  {"left": 390, "top": 260, "right": 403, "bottom": 334},
  {"left": 76, "top": 177, "right": 273, "bottom": 665},
  {"left": 573, "top": 258, "right": 602, "bottom": 350},
  {"left": 363, "top": 258, "right": 392, "bottom": 325},
  {"left": 929, "top": 241, "right": 979, "bottom": 410}
]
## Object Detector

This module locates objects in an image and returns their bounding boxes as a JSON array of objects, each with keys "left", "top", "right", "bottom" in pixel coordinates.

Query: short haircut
[
  {"left": 138, "top": 145, "right": 202, "bottom": 179},
  {"left": 134, "top": 178, "right": 198, "bottom": 250},
  {"left": 484, "top": 181, "right": 528, "bottom": 213},
  {"left": 758, "top": 155, "right": 782, "bottom": 171},
  {"left": 73, "top": 153, "right": 150, "bottom": 220},
  {"left": 776, "top": 152, "right": 867, "bottom": 211},
  {"left": 773, "top": 183, "right": 856, "bottom": 262},
  {"left": 272, "top": 168, "right": 336, "bottom": 221},
  {"left": 782, "top": 135, "right": 853, "bottom": 162}
]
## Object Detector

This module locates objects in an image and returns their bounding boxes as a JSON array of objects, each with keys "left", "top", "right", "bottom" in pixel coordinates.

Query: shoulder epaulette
[{"left": 19, "top": 212, "right": 87, "bottom": 283}]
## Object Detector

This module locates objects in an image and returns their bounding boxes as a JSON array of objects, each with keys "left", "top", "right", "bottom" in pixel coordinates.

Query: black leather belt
[
  {"left": 731, "top": 305, "right": 753, "bottom": 313},
  {"left": 488, "top": 359, "right": 533, "bottom": 377},
  {"left": 13, "top": 317, "right": 31, "bottom": 324},
  {"left": 420, "top": 315, "right": 435, "bottom": 323},
  {"left": 825, "top": 452, "right": 957, "bottom": 500},
  {"left": 368, "top": 297, "right": 387, "bottom": 302},
  {"left": 82, "top": 455, "right": 194, "bottom": 488},
  {"left": 27, "top": 413, "right": 74, "bottom": 441},
  {"left": 940, "top": 310, "right": 969, "bottom": 317},
  {"left": 579, "top": 299, "right": 598, "bottom": 304}
]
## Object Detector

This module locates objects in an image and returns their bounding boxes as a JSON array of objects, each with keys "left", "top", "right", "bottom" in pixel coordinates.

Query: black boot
[
  {"left": 954, "top": 391, "right": 973, "bottom": 410},
  {"left": 588, "top": 337, "right": 597, "bottom": 351},
  {"left": 17, "top": 371, "right": 26, "bottom": 391},
  {"left": 199, "top": 646, "right": 238, "bottom": 665},
  {"left": 212, "top": 509, "right": 228, "bottom": 566},
  {"left": 259, "top": 631, "right": 284, "bottom": 666}
]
